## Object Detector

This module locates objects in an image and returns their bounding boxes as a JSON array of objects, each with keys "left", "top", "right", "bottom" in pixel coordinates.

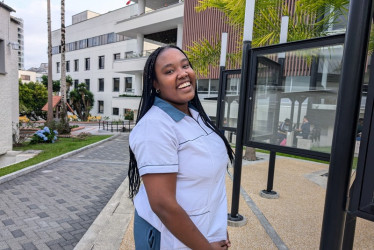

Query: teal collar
[{"left": 154, "top": 97, "right": 197, "bottom": 122}]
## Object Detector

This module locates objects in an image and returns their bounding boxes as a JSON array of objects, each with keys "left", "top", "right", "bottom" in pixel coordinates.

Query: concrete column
[
  {"left": 136, "top": 33, "right": 144, "bottom": 56},
  {"left": 138, "top": 0, "right": 145, "bottom": 15},
  {"left": 134, "top": 72, "right": 142, "bottom": 96},
  {"left": 177, "top": 23, "right": 183, "bottom": 48}
]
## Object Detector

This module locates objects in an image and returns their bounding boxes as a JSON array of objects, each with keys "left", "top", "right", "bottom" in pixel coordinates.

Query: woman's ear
[{"left": 153, "top": 79, "right": 159, "bottom": 90}]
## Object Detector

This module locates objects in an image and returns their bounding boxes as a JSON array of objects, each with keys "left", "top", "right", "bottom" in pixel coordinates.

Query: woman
[{"left": 128, "top": 45, "right": 234, "bottom": 249}]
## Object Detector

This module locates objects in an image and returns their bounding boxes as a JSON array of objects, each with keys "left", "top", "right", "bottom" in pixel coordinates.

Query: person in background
[
  {"left": 128, "top": 45, "right": 234, "bottom": 249},
  {"left": 277, "top": 118, "right": 292, "bottom": 145},
  {"left": 296, "top": 116, "right": 311, "bottom": 139}
]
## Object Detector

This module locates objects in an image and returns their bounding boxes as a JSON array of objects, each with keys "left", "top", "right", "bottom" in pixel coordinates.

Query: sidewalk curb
[
  {"left": 0, "top": 133, "right": 120, "bottom": 185},
  {"left": 74, "top": 178, "right": 134, "bottom": 250}
]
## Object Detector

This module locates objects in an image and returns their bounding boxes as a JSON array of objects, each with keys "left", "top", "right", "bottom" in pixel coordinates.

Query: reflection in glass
[
  {"left": 222, "top": 74, "right": 240, "bottom": 129},
  {"left": 250, "top": 44, "right": 344, "bottom": 154}
]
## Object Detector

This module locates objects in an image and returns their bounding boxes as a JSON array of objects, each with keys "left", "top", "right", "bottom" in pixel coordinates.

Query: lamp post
[
  {"left": 216, "top": 32, "right": 228, "bottom": 128},
  {"left": 229, "top": 0, "right": 255, "bottom": 224}
]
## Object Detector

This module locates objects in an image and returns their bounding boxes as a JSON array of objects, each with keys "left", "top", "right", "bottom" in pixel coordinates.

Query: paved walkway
[{"left": 0, "top": 134, "right": 129, "bottom": 250}]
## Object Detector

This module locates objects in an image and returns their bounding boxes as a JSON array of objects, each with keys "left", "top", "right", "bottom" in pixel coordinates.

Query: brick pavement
[{"left": 0, "top": 134, "right": 129, "bottom": 250}]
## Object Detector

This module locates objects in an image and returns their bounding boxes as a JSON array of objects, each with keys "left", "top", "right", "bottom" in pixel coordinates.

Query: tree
[
  {"left": 47, "top": 0, "right": 53, "bottom": 122},
  {"left": 69, "top": 83, "right": 94, "bottom": 121},
  {"left": 186, "top": 0, "right": 349, "bottom": 77},
  {"left": 19, "top": 80, "right": 48, "bottom": 120},
  {"left": 41, "top": 75, "right": 60, "bottom": 93},
  {"left": 59, "top": 0, "right": 70, "bottom": 134}
]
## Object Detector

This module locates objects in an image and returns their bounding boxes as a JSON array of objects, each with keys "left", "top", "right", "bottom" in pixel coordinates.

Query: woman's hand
[
  {"left": 226, "top": 230, "right": 231, "bottom": 247},
  {"left": 210, "top": 240, "right": 229, "bottom": 249}
]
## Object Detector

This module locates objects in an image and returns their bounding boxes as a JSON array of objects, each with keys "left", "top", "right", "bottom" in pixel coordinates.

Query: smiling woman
[
  {"left": 128, "top": 45, "right": 234, "bottom": 250},
  {"left": 153, "top": 48, "right": 196, "bottom": 115}
]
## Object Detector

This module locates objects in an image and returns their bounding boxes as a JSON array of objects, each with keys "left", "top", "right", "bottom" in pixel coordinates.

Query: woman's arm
[{"left": 142, "top": 173, "right": 228, "bottom": 250}]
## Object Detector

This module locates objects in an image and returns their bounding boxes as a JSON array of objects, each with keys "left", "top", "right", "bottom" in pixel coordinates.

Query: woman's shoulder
[
  {"left": 137, "top": 106, "right": 174, "bottom": 126},
  {"left": 130, "top": 106, "right": 176, "bottom": 141}
]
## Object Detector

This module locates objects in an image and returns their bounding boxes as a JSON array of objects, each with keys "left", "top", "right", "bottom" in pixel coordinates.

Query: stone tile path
[{"left": 0, "top": 134, "right": 129, "bottom": 250}]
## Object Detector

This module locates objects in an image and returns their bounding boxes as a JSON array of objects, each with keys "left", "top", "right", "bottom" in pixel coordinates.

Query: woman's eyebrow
[
  {"left": 161, "top": 58, "right": 189, "bottom": 70},
  {"left": 161, "top": 63, "right": 173, "bottom": 70}
]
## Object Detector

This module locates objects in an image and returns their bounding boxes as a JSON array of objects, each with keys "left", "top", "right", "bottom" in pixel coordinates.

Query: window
[
  {"left": 125, "top": 51, "right": 134, "bottom": 59},
  {"left": 99, "top": 56, "right": 105, "bottom": 69},
  {"left": 125, "top": 77, "right": 133, "bottom": 92},
  {"left": 0, "top": 39, "right": 4, "bottom": 74},
  {"left": 197, "top": 79, "right": 209, "bottom": 93},
  {"left": 66, "top": 61, "right": 70, "bottom": 72},
  {"left": 74, "top": 59, "right": 79, "bottom": 71},
  {"left": 98, "top": 78, "right": 104, "bottom": 92},
  {"left": 107, "top": 33, "right": 115, "bottom": 43},
  {"left": 74, "top": 80, "right": 79, "bottom": 89},
  {"left": 113, "top": 53, "right": 120, "bottom": 60},
  {"left": 21, "top": 75, "right": 30, "bottom": 81},
  {"left": 56, "top": 62, "right": 60, "bottom": 73},
  {"left": 113, "top": 78, "right": 120, "bottom": 92},
  {"left": 210, "top": 79, "right": 219, "bottom": 94},
  {"left": 98, "top": 101, "right": 104, "bottom": 113},
  {"left": 113, "top": 107, "right": 119, "bottom": 115},
  {"left": 85, "top": 79, "right": 90, "bottom": 90},
  {"left": 85, "top": 58, "right": 90, "bottom": 70}
]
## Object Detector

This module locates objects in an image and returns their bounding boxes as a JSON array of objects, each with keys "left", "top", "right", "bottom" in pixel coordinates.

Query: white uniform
[{"left": 130, "top": 97, "right": 229, "bottom": 249}]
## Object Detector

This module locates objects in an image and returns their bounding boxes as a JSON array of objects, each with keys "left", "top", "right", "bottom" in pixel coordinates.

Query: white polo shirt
[{"left": 130, "top": 97, "right": 229, "bottom": 249}]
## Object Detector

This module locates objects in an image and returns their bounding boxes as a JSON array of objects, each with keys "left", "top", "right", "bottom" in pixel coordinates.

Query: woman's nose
[{"left": 178, "top": 70, "right": 188, "bottom": 79}]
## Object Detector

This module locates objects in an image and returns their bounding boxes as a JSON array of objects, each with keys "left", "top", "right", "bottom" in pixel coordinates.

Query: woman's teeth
[{"left": 178, "top": 82, "right": 191, "bottom": 89}]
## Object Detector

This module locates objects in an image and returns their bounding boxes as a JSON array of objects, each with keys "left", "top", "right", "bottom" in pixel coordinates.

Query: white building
[
  {"left": 52, "top": 0, "right": 184, "bottom": 120},
  {"left": 14, "top": 17, "right": 24, "bottom": 70},
  {"left": 18, "top": 69, "right": 44, "bottom": 83},
  {"left": 0, "top": 2, "right": 20, "bottom": 154}
]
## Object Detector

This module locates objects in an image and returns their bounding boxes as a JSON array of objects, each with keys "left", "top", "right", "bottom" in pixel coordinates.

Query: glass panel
[
  {"left": 197, "top": 79, "right": 209, "bottom": 94},
  {"left": 250, "top": 44, "right": 344, "bottom": 154},
  {"left": 210, "top": 79, "right": 219, "bottom": 95},
  {"left": 222, "top": 74, "right": 241, "bottom": 128}
]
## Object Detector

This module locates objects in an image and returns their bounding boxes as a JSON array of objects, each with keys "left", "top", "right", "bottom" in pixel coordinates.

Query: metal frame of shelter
[{"left": 216, "top": 0, "right": 374, "bottom": 248}]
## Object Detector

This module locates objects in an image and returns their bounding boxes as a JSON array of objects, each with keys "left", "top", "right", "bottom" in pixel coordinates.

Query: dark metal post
[
  {"left": 266, "top": 151, "right": 276, "bottom": 192},
  {"left": 229, "top": 40, "right": 251, "bottom": 221},
  {"left": 342, "top": 183, "right": 357, "bottom": 250},
  {"left": 216, "top": 66, "right": 226, "bottom": 128},
  {"left": 320, "top": 1, "right": 373, "bottom": 249},
  {"left": 260, "top": 151, "right": 279, "bottom": 198}
]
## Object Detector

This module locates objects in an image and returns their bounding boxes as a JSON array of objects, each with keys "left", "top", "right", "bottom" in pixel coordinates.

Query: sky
[{"left": 5, "top": 0, "right": 131, "bottom": 69}]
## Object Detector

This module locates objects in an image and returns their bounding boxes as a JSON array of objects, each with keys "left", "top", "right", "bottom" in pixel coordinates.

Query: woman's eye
[
  {"left": 183, "top": 64, "right": 190, "bottom": 69},
  {"left": 165, "top": 70, "right": 174, "bottom": 74}
]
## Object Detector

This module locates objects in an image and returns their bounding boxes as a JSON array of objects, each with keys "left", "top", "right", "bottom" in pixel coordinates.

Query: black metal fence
[{"left": 99, "top": 120, "right": 132, "bottom": 132}]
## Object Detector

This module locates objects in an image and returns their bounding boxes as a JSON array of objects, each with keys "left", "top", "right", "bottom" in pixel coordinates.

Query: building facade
[
  {"left": 52, "top": 0, "right": 184, "bottom": 120},
  {"left": 14, "top": 17, "right": 24, "bottom": 70},
  {"left": 0, "top": 2, "right": 20, "bottom": 154}
]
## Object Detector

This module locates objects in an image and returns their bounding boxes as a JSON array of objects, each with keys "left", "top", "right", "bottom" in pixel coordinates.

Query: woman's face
[{"left": 153, "top": 48, "right": 196, "bottom": 113}]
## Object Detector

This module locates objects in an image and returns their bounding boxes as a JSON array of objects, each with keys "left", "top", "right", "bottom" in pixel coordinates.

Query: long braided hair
[{"left": 128, "top": 45, "right": 234, "bottom": 199}]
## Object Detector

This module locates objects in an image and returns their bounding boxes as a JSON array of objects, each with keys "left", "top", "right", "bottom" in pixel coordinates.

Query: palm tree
[
  {"left": 186, "top": 0, "right": 349, "bottom": 77},
  {"left": 47, "top": 0, "right": 53, "bottom": 123},
  {"left": 59, "top": 0, "right": 70, "bottom": 133},
  {"left": 69, "top": 83, "right": 94, "bottom": 121}
]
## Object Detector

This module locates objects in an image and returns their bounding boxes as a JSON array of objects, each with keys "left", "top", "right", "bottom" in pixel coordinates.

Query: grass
[
  {"left": 255, "top": 149, "right": 330, "bottom": 164},
  {"left": 0, "top": 135, "right": 112, "bottom": 177}
]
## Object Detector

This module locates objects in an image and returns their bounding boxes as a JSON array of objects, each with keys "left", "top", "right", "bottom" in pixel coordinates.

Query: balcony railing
[{"left": 115, "top": 49, "right": 157, "bottom": 61}]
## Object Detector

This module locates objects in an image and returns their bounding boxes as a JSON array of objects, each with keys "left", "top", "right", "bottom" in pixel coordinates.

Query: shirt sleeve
[{"left": 130, "top": 117, "right": 179, "bottom": 176}]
